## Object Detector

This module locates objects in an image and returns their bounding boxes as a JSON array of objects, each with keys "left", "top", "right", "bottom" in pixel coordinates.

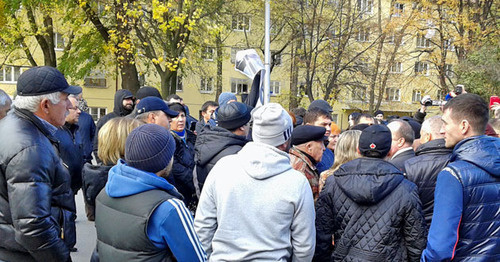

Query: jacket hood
[
  {"left": 451, "top": 136, "right": 500, "bottom": 177},
  {"left": 113, "top": 89, "right": 134, "bottom": 116},
  {"left": 335, "top": 158, "right": 404, "bottom": 205},
  {"left": 195, "top": 125, "right": 248, "bottom": 166},
  {"left": 415, "top": 138, "right": 453, "bottom": 156},
  {"left": 237, "top": 142, "right": 294, "bottom": 180},
  {"left": 105, "top": 160, "right": 182, "bottom": 199}
]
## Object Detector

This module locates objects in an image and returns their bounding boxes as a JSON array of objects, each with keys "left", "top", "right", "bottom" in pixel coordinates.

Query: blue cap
[
  {"left": 136, "top": 97, "right": 178, "bottom": 117},
  {"left": 17, "top": 66, "right": 81, "bottom": 96}
]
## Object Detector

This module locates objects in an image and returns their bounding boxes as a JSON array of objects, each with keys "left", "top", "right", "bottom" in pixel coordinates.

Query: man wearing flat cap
[
  {"left": 194, "top": 101, "right": 251, "bottom": 194},
  {"left": 0, "top": 66, "right": 81, "bottom": 261},
  {"left": 289, "top": 125, "right": 326, "bottom": 200}
]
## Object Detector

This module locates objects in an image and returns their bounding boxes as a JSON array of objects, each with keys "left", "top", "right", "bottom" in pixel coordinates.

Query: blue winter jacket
[
  {"left": 422, "top": 135, "right": 500, "bottom": 262},
  {"left": 105, "top": 160, "right": 206, "bottom": 261}
]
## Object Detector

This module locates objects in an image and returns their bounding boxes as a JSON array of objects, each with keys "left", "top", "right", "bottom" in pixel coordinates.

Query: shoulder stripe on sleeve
[
  {"left": 443, "top": 167, "right": 460, "bottom": 181},
  {"left": 167, "top": 199, "right": 207, "bottom": 261}
]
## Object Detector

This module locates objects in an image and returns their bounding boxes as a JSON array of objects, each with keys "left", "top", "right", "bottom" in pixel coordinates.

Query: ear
[
  {"left": 397, "top": 137, "right": 405, "bottom": 147},
  {"left": 356, "top": 147, "right": 361, "bottom": 155},
  {"left": 147, "top": 112, "right": 156, "bottom": 123},
  {"left": 460, "top": 120, "right": 470, "bottom": 135},
  {"left": 40, "top": 98, "right": 50, "bottom": 113}
]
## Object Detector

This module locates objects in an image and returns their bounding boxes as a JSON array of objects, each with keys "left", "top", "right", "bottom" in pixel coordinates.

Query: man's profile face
[
  {"left": 309, "top": 140, "right": 326, "bottom": 162},
  {"left": 65, "top": 96, "right": 81, "bottom": 124},
  {"left": 154, "top": 111, "right": 171, "bottom": 131},
  {"left": 441, "top": 109, "right": 462, "bottom": 148},
  {"left": 312, "top": 115, "right": 332, "bottom": 137},
  {"left": 47, "top": 92, "right": 72, "bottom": 127},
  {"left": 122, "top": 97, "right": 134, "bottom": 111},
  {"left": 375, "top": 114, "right": 384, "bottom": 120},
  {"left": 202, "top": 105, "right": 217, "bottom": 122}
]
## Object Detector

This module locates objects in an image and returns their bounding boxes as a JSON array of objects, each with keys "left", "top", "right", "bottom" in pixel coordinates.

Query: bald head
[{"left": 420, "top": 115, "right": 444, "bottom": 144}]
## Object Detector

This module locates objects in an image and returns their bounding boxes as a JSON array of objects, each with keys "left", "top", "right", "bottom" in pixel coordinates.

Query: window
[
  {"left": 176, "top": 75, "right": 183, "bottom": 92},
  {"left": 200, "top": 77, "right": 213, "bottom": 93},
  {"left": 296, "top": 82, "right": 308, "bottom": 97},
  {"left": 0, "top": 66, "right": 24, "bottom": 83},
  {"left": 202, "top": 47, "right": 215, "bottom": 61},
  {"left": 331, "top": 114, "right": 338, "bottom": 124},
  {"left": 356, "top": 28, "right": 370, "bottom": 42},
  {"left": 232, "top": 14, "right": 250, "bottom": 31},
  {"left": 231, "top": 78, "right": 249, "bottom": 94},
  {"left": 271, "top": 51, "right": 282, "bottom": 66},
  {"left": 416, "top": 34, "right": 430, "bottom": 48},
  {"left": 385, "top": 88, "right": 400, "bottom": 101},
  {"left": 231, "top": 47, "right": 245, "bottom": 64},
  {"left": 390, "top": 62, "right": 403, "bottom": 73},
  {"left": 412, "top": 90, "right": 422, "bottom": 102},
  {"left": 351, "top": 86, "right": 366, "bottom": 101},
  {"left": 54, "top": 32, "right": 64, "bottom": 50},
  {"left": 393, "top": 3, "right": 404, "bottom": 17},
  {"left": 414, "top": 61, "right": 429, "bottom": 75},
  {"left": 89, "top": 107, "right": 107, "bottom": 122},
  {"left": 443, "top": 39, "right": 454, "bottom": 51},
  {"left": 270, "top": 81, "right": 281, "bottom": 95},
  {"left": 445, "top": 64, "right": 453, "bottom": 77},
  {"left": 84, "top": 70, "right": 107, "bottom": 88},
  {"left": 357, "top": 0, "right": 373, "bottom": 14}
]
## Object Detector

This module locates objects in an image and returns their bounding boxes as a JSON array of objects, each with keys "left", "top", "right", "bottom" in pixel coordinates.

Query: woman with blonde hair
[
  {"left": 319, "top": 130, "right": 362, "bottom": 192},
  {"left": 82, "top": 117, "right": 144, "bottom": 221}
]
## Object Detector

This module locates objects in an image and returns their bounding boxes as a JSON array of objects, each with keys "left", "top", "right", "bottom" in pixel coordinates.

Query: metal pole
[{"left": 264, "top": 0, "right": 271, "bottom": 104}]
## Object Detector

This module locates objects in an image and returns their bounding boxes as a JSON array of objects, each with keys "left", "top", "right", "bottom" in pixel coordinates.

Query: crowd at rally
[{"left": 0, "top": 66, "right": 499, "bottom": 262}]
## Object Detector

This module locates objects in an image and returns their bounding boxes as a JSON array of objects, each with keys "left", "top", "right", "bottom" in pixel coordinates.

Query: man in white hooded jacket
[{"left": 194, "top": 103, "right": 315, "bottom": 261}]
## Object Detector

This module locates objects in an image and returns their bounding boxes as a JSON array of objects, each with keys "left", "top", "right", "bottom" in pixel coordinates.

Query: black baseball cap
[
  {"left": 17, "top": 66, "right": 81, "bottom": 96},
  {"left": 136, "top": 97, "right": 178, "bottom": 117},
  {"left": 359, "top": 124, "right": 392, "bottom": 158}
]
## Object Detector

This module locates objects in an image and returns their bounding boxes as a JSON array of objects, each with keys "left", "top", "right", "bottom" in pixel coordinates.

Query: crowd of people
[{"left": 0, "top": 66, "right": 498, "bottom": 262}]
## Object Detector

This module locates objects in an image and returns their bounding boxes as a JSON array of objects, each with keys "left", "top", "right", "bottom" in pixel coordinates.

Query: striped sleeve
[{"left": 149, "top": 198, "right": 207, "bottom": 261}]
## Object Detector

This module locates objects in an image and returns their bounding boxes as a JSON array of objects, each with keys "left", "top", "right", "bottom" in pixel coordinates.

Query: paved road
[{"left": 71, "top": 191, "right": 97, "bottom": 262}]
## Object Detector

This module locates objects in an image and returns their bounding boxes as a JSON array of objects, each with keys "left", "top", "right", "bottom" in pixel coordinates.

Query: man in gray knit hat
[
  {"left": 95, "top": 124, "right": 205, "bottom": 261},
  {"left": 195, "top": 103, "right": 315, "bottom": 261}
]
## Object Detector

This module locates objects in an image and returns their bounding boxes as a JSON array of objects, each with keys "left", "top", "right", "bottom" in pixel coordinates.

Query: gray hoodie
[{"left": 194, "top": 142, "right": 316, "bottom": 261}]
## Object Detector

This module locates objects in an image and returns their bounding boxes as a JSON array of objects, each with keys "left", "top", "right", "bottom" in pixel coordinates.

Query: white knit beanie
[{"left": 251, "top": 103, "right": 293, "bottom": 147}]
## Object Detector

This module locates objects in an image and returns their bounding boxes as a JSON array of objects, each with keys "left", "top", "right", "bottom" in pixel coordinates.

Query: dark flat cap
[
  {"left": 136, "top": 86, "right": 162, "bottom": 100},
  {"left": 217, "top": 102, "right": 252, "bottom": 130},
  {"left": 308, "top": 99, "right": 333, "bottom": 113},
  {"left": 17, "top": 66, "right": 81, "bottom": 96},
  {"left": 291, "top": 125, "right": 326, "bottom": 146}
]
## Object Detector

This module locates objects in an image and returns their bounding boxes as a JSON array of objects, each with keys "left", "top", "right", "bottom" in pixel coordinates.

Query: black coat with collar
[
  {"left": 404, "top": 138, "right": 452, "bottom": 230},
  {"left": 389, "top": 148, "right": 415, "bottom": 173},
  {"left": 0, "top": 108, "right": 75, "bottom": 262}
]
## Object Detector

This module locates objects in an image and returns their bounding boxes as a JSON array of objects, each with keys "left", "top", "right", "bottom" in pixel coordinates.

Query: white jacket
[{"left": 194, "top": 142, "right": 315, "bottom": 261}]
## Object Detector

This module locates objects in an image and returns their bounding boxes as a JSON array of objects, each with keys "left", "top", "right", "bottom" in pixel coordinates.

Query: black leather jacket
[
  {"left": 404, "top": 138, "right": 452, "bottom": 230},
  {"left": 0, "top": 108, "right": 75, "bottom": 262}
]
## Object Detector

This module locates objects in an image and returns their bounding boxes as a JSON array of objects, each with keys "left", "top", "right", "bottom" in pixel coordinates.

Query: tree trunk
[{"left": 215, "top": 33, "right": 223, "bottom": 101}]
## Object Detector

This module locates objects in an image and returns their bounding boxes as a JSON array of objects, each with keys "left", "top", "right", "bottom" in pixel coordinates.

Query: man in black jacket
[
  {"left": 93, "top": 89, "right": 134, "bottom": 161},
  {"left": 405, "top": 116, "right": 452, "bottom": 231},
  {"left": 0, "top": 66, "right": 81, "bottom": 262},
  {"left": 315, "top": 124, "right": 426, "bottom": 261},
  {"left": 194, "top": 102, "right": 251, "bottom": 195}
]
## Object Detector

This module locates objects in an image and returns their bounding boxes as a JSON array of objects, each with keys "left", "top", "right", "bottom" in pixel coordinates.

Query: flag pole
[{"left": 264, "top": 0, "right": 271, "bottom": 104}]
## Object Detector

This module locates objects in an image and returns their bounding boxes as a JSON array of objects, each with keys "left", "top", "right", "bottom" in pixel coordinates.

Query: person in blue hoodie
[
  {"left": 422, "top": 94, "right": 500, "bottom": 261},
  {"left": 94, "top": 124, "right": 206, "bottom": 262}
]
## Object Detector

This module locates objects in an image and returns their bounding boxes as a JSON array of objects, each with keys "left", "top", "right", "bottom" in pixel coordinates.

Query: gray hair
[
  {"left": 421, "top": 115, "right": 443, "bottom": 139},
  {"left": 14, "top": 92, "right": 61, "bottom": 113},
  {"left": 0, "top": 89, "right": 12, "bottom": 107}
]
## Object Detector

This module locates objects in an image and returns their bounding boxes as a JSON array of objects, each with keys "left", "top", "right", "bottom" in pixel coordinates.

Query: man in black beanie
[
  {"left": 95, "top": 124, "right": 205, "bottom": 261},
  {"left": 315, "top": 124, "right": 426, "bottom": 261},
  {"left": 194, "top": 102, "right": 251, "bottom": 194}
]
